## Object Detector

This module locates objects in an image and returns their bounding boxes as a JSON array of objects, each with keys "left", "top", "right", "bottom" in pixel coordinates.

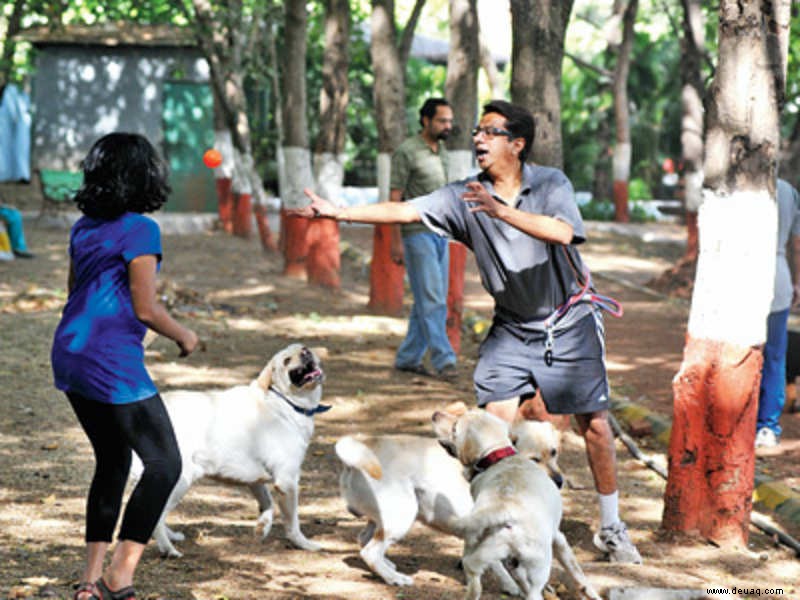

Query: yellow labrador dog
[
  {"left": 334, "top": 405, "right": 562, "bottom": 591},
  {"left": 432, "top": 406, "right": 600, "bottom": 600},
  {"left": 130, "top": 343, "right": 328, "bottom": 557}
]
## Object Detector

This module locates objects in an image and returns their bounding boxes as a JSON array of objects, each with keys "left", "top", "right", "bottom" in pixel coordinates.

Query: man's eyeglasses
[{"left": 471, "top": 126, "right": 514, "bottom": 139}]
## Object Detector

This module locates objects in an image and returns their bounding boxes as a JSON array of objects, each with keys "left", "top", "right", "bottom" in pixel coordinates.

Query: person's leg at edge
[
  {"left": 397, "top": 233, "right": 455, "bottom": 372},
  {"left": 758, "top": 308, "right": 789, "bottom": 438},
  {"left": 0, "top": 206, "right": 30, "bottom": 252},
  {"left": 484, "top": 397, "right": 519, "bottom": 423},
  {"left": 103, "top": 395, "right": 182, "bottom": 592},
  {"left": 395, "top": 234, "right": 430, "bottom": 370},
  {"left": 67, "top": 394, "right": 132, "bottom": 598}
]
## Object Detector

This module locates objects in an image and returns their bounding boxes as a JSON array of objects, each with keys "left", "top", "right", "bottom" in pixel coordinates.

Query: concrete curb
[{"left": 610, "top": 398, "right": 800, "bottom": 532}]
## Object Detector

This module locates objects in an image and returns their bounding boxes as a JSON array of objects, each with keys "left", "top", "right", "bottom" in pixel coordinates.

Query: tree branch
[
  {"left": 398, "top": 0, "right": 426, "bottom": 66},
  {"left": 565, "top": 51, "right": 613, "bottom": 81}
]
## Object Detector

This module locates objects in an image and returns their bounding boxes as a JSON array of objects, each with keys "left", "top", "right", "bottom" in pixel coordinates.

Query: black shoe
[
  {"left": 13, "top": 249, "right": 34, "bottom": 259},
  {"left": 437, "top": 364, "right": 459, "bottom": 381},
  {"left": 395, "top": 364, "right": 431, "bottom": 376}
]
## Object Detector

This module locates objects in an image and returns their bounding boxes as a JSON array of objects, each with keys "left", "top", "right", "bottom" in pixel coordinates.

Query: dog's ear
[
  {"left": 256, "top": 354, "right": 276, "bottom": 391},
  {"left": 432, "top": 410, "right": 457, "bottom": 438},
  {"left": 311, "top": 346, "right": 329, "bottom": 360},
  {"left": 443, "top": 401, "right": 467, "bottom": 416},
  {"left": 438, "top": 439, "right": 458, "bottom": 459}
]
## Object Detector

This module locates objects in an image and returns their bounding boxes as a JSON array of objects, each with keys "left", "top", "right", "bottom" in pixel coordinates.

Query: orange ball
[{"left": 203, "top": 148, "right": 223, "bottom": 169}]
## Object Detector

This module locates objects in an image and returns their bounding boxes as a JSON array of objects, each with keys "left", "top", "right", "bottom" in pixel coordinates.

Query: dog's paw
[
  {"left": 289, "top": 535, "right": 322, "bottom": 552},
  {"left": 159, "top": 546, "right": 183, "bottom": 559},
  {"left": 384, "top": 571, "right": 414, "bottom": 587},
  {"left": 257, "top": 511, "right": 274, "bottom": 539},
  {"left": 164, "top": 526, "right": 185, "bottom": 542}
]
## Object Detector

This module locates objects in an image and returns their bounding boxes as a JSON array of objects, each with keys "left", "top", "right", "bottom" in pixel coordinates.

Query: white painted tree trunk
[
  {"left": 376, "top": 152, "right": 391, "bottom": 203},
  {"left": 282, "top": 147, "right": 314, "bottom": 209},
  {"left": 213, "top": 129, "right": 235, "bottom": 180},
  {"left": 312, "top": 152, "right": 346, "bottom": 207},
  {"left": 612, "top": 142, "right": 631, "bottom": 182},
  {"left": 688, "top": 190, "right": 775, "bottom": 347},
  {"left": 447, "top": 150, "right": 474, "bottom": 181}
]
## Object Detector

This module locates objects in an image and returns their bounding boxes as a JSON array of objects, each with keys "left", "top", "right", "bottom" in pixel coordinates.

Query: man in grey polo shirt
[
  {"left": 295, "top": 100, "right": 642, "bottom": 564},
  {"left": 389, "top": 98, "right": 458, "bottom": 380}
]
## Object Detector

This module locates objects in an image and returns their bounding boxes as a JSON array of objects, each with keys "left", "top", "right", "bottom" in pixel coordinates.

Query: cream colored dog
[
  {"left": 334, "top": 405, "right": 563, "bottom": 590},
  {"left": 130, "top": 343, "right": 328, "bottom": 557},
  {"left": 432, "top": 406, "right": 600, "bottom": 600}
]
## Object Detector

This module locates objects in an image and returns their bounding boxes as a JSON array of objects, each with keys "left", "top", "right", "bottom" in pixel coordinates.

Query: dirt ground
[{"left": 1, "top": 212, "right": 798, "bottom": 600}]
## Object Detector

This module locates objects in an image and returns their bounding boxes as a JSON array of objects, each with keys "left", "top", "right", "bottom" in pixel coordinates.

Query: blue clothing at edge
[
  {"left": 0, "top": 206, "right": 29, "bottom": 251},
  {"left": 758, "top": 308, "right": 788, "bottom": 436},
  {"left": 51, "top": 213, "right": 162, "bottom": 404},
  {"left": 395, "top": 232, "right": 456, "bottom": 371}
]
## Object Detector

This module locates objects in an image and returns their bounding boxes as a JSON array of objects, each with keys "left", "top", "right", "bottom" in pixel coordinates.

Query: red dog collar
[{"left": 470, "top": 446, "right": 517, "bottom": 479}]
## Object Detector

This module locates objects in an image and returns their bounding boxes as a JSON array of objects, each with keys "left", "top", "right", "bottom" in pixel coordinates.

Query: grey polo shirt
[
  {"left": 391, "top": 134, "right": 449, "bottom": 236},
  {"left": 772, "top": 179, "right": 800, "bottom": 312},
  {"left": 410, "top": 163, "right": 591, "bottom": 325}
]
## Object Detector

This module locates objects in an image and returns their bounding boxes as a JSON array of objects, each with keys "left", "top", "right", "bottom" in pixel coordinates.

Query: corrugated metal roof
[{"left": 16, "top": 23, "right": 196, "bottom": 47}]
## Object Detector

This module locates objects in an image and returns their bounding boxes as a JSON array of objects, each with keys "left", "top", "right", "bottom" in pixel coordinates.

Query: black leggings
[{"left": 67, "top": 392, "right": 182, "bottom": 544}]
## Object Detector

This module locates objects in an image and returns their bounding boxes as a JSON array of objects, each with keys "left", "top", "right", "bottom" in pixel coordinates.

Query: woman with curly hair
[{"left": 51, "top": 133, "right": 199, "bottom": 600}]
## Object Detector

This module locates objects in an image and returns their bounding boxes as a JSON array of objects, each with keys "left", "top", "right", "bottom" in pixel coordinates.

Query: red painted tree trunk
[
  {"left": 280, "top": 209, "right": 310, "bottom": 280},
  {"left": 215, "top": 178, "right": 234, "bottom": 234},
  {"left": 253, "top": 204, "right": 277, "bottom": 252},
  {"left": 613, "top": 180, "right": 629, "bottom": 223},
  {"left": 447, "top": 242, "right": 466, "bottom": 355},
  {"left": 684, "top": 210, "right": 698, "bottom": 261},
  {"left": 368, "top": 224, "right": 404, "bottom": 315},
  {"left": 232, "top": 193, "right": 252, "bottom": 238},
  {"left": 307, "top": 219, "right": 341, "bottom": 289},
  {"left": 662, "top": 335, "right": 761, "bottom": 546}
]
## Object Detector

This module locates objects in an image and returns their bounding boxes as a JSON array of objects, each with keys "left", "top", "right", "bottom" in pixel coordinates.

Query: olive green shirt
[{"left": 390, "top": 134, "right": 449, "bottom": 236}]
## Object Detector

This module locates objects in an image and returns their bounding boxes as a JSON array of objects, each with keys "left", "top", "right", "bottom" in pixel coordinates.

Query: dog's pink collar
[{"left": 470, "top": 446, "right": 517, "bottom": 479}]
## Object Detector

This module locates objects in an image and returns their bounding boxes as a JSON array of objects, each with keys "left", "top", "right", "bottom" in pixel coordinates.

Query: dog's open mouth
[{"left": 289, "top": 349, "right": 324, "bottom": 387}]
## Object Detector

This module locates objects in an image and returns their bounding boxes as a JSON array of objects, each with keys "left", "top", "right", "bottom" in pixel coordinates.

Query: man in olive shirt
[{"left": 389, "top": 98, "right": 458, "bottom": 380}]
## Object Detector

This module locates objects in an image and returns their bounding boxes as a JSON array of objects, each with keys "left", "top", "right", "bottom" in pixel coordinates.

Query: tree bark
[
  {"left": 189, "top": 0, "right": 276, "bottom": 249},
  {"left": 0, "top": 0, "right": 25, "bottom": 88},
  {"left": 610, "top": 0, "right": 637, "bottom": 222},
  {"left": 309, "top": 0, "right": 350, "bottom": 289},
  {"left": 280, "top": 0, "right": 314, "bottom": 279},
  {"left": 509, "top": 0, "right": 574, "bottom": 169},
  {"left": 678, "top": 0, "right": 705, "bottom": 260},
  {"left": 445, "top": 0, "right": 479, "bottom": 354},
  {"left": 367, "top": 0, "right": 426, "bottom": 314},
  {"left": 663, "top": 0, "right": 791, "bottom": 547}
]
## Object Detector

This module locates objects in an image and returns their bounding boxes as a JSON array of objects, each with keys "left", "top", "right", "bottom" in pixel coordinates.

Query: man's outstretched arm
[{"left": 291, "top": 188, "right": 422, "bottom": 224}]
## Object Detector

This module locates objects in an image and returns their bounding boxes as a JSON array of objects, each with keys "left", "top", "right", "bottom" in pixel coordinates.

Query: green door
[{"left": 162, "top": 81, "right": 216, "bottom": 212}]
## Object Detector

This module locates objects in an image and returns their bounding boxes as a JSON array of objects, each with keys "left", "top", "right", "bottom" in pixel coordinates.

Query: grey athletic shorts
[{"left": 474, "top": 310, "right": 610, "bottom": 415}]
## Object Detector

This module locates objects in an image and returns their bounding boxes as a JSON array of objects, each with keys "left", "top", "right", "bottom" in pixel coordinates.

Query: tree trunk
[
  {"left": 610, "top": 0, "right": 637, "bottom": 222},
  {"left": 0, "top": 0, "right": 25, "bottom": 88},
  {"left": 478, "top": 29, "right": 503, "bottom": 99},
  {"left": 679, "top": 0, "right": 705, "bottom": 260},
  {"left": 509, "top": 0, "right": 574, "bottom": 169},
  {"left": 189, "top": 0, "right": 276, "bottom": 249},
  {"left": 367, "top": 0, "right": 426, "bottom": 314},
  {"left": 663, "top": 0, "right": 790, "bottom": 547},
  {"left": 280, "top": 0, "right": 314, "bottom": 279},
  {"left": 445, "top": 0, "right": 479, "bottom": 354},
  {"left": 309, "top": 0, "right": 350, "bottom": 290}
]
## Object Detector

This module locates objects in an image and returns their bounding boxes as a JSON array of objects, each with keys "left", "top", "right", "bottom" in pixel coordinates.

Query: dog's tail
[{"left": 334, "top": 436, "right": 383, "bottom": 480}]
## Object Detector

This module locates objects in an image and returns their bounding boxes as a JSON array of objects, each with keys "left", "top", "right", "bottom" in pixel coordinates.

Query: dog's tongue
[{"left": 304, "top": 368, "right": 322, "bottom": 381}]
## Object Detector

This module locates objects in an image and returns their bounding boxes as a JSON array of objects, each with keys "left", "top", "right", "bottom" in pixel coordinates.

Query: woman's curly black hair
[{"left": 73, "top": 132, "right": 171, "bottom": 219}]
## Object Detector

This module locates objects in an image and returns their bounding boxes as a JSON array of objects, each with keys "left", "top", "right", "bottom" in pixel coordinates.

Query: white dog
[
  {"left": 333, "top": 404, "right": 562, "bottom": 591},
  {"left": 130, "top": 343, "right": 328, "bottom": 557},
  {"left": 432, "top": 406, "right": 600, "bottom": 600}
]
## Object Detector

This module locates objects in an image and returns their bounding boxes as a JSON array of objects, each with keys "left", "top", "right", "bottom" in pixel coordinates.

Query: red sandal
[
  {"left": 73, "top": 582, "right": 98, "bottom": 600},
  {"left": 94, "top": 578, "right": 136, "bottom": 600}
]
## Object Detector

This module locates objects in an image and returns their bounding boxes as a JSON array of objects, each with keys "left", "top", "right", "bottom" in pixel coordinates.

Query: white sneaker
[
  {"left": 593, "top": 521, "right": 643, "bottom": 564},
  {"left": 755, "top": 427, "right": 779, "bottom": 448}
]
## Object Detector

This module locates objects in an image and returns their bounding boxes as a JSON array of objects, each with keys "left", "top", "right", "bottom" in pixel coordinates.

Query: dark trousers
[{"left": 67, "top": 392, "right": 182, "bottom": 544}]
